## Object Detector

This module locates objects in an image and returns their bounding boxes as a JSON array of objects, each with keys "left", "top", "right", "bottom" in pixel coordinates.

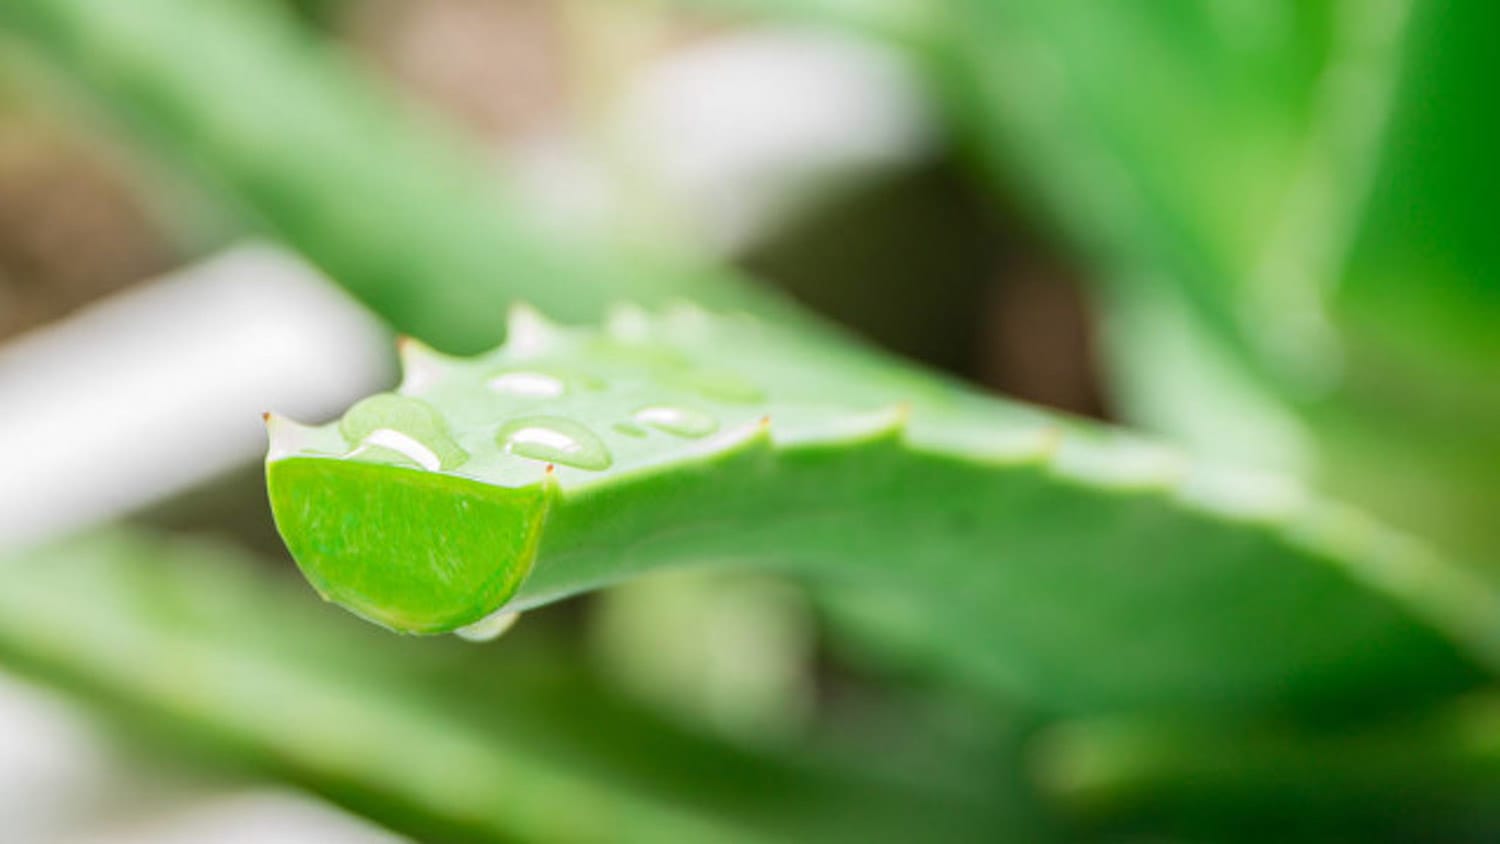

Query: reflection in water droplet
[
  {"left": 612, "top": 421, "right": 648, "bottom": 438},
  {"left": 340, "top": 393, "right": 468, "bottom": 470},
  {"left": 633, "top": 406, "right": 718, "bottom": 438},
  {"left": 456, "top": 608, "right": 521, "bottom": 642},
  {"left": 661, "top": 368, "right": 766, "bottom": 404},
  {"left": 498, "top": 416, "right": 612, "bottom": 470},
  {"left": 351, "top": 428, "right": 442, "bottom": 471},
  {"left": 488, "top": 371, "right": 566, "bottom": 398}
]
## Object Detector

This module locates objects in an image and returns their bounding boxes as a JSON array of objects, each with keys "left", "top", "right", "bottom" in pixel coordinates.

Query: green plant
[
  {"left": 0, "top": 529, "right": 1008, "bottom": 843},
  {"left": 267, "top": 304, "right": 1494, "bottom": 714},
  {"left": 2, "top": 0, "right": 1497, "bottom": 840}
]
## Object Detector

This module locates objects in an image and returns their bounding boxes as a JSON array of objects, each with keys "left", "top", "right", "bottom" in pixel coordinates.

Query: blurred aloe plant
[{"left": 1, "top": 0, "right": 1497, "bottom": 841}]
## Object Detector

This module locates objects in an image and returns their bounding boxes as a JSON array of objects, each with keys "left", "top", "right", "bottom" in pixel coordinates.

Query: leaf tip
[
  {"left": 506, "top": 303, "right": 558, "bottom": 354},
  {"left": 396, "top": 335, "right": 452, "bottom": 394},
  {"left": 263, "top": 412, "right": 319, "bottom": 461}
]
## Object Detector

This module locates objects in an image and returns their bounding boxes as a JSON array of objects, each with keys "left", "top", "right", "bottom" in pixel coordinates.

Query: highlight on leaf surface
[{"left": 266, "top": 304, "right": 1500, "bottom": 712}]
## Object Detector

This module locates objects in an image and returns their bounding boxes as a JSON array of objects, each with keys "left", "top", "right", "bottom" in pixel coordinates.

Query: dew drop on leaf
[
  {"left": 488, "top": 371, "right": 566, "bottom": 398},
  {"left": 497, "top": 416, "right": 613, "bottom": 470},
  {"left": 633, "top": 406, "right": 719, "bottom": 438},
  {"left": 339, "top": 393, "right": 468, "bottom": 470},
  {"left": 455, "top": 608, "right": 521, "bottom": 642}
]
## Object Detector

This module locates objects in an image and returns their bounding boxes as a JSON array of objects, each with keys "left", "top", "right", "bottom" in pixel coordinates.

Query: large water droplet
[
  {"left": 340, "top": 393, "right": 467, "bottom": 470},
  {"left": 497, "top": 416, "right": 612, "bottom": 470},
  {"left": 455, "top": 608, "right": 521, "bottom": 642},
  {"left": 350, "top": 428, "right": 442, "bottom": 470},
  {"left": 633, "top": 406, "right": 718, "bottom": 438},
  {"left": 488, "top": 371, "right": 566, "bottom": 398}
]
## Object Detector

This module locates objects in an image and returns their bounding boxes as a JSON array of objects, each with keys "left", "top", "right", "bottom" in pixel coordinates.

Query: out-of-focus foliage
[
  {"left": 0, "top": 529, "right": 1009, "bottom": 843},
  {"left": 948, "top": 0, "right": 1500, "bottom": 556},
  {"left": 0, "top": 0, "right": 778, "bottom": 354}
]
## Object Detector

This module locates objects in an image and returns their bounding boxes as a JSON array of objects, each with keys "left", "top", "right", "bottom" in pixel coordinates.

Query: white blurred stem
[{"left": 0, "top": 243, "right": 393, "bottom": 550}]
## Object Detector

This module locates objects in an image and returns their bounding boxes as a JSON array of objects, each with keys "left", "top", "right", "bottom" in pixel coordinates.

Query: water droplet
[
  {"left": 456, "top": 608, "right": 521, "bottom": 642},
  {"left": 661, "top": 368, "right": 766, "bottom": 404},
  {"left": 340, "top": 393, "right": 467, "bottom": 470},
  {"left": 497, "top": 416, "right": 612, "bottom": 470},
  {"left": 349, "top": 428, "right": 444, "bottom": 470},
  {"left": 488, "top": 371, "right": 566, "bottom": 398},
  {"left": 612, "top": 421, "right": 648, "bottom": 438},
  {"left": 633, "top": 406, "right": 718, "bottom": 438}
]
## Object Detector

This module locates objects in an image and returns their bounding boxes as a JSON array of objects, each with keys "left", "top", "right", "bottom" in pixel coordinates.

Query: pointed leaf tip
[
  {"left": 505, "top": 303, "right": 556, "bottom": 355},
  {"left": 396, "top": 335, "right": 451, "bottom": 395},
  {"left": 264, "top": 413, "right": 321, "bottom": 462}
]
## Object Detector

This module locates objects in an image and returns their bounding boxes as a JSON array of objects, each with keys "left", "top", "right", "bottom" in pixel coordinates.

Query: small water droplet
[
  {"left": 498, "top": 416, "right": 612, "bottom": 470},
  {"left": 633, "top": 406, "right": 718, "bottom": 438},
  {"left": 661, "top": 368, "right": 766, "bottom": 404},
  {"left": 456, "top": 608, "right": 521, "bottom": 642},
  {"left": 612, "top": 421, "right": 648, "bottom": 438},
  {"left": 340, "top": 393, "right": 467, "bottom": 470},
  {"left": 488, "top": 371, "right": 566, "bottom": 398}
]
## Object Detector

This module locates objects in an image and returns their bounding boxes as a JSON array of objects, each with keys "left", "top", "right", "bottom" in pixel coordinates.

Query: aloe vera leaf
[
  {"left": 0, "top": 529, "right": 1008, "bottom": 844},
  {"left": 935, "top": 0, "right": 1500, "bottom": 424},
  {"left": 1331, "top": 0, "right": 1500, "bottom": 399},
  {"left": 0, "top": 0, "right": 781, "bottom": 354},
  {"left": 943, "top": 0, "right": 1377, "bottom": 380},
  {"left": 1031, "top": 698, "right": 1500, "bottom": 840},
  {"left": 265, "top": 305, "right": 1499, "bottom": 713},
  {"left": 940, "top": 0, "right": 1500, "bottom": 557}
]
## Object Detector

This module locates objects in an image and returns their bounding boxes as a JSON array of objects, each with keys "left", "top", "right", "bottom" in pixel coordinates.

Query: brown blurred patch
[
  {"left": 0, "top": 123, "right": 174, "bottom": 340},
  {"left": 741, "top": 164, "right": 994, "bottom": 375},
  {"left": 978, "top": 257, "right": 1106, "bottom": 419},
  {"left": 341, "top": 0, "right": 569, "bottom": 143}
]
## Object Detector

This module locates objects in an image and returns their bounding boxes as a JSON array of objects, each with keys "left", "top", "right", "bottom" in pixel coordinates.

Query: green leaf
[
  {"left": 945, "top": 0, "right": 1358, "bottom": 361},
  {"left": 945, "top": 0, "right": 1500, "bottom": 556},
  {"left": 267, "top": 305, "right": 1500, "bottom": 713},
  {"left": 0, "top": 528, "right": 1004, "bottom": 843},
  {"left": 1032, "top": 697, "right": 1500, "bottom": 839},
  {"left": 0, "top": 0, "right": 775, "bottom": 354},
  {"left": 1332, "top": 0, "right": 1500, "bottom": 400}
]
